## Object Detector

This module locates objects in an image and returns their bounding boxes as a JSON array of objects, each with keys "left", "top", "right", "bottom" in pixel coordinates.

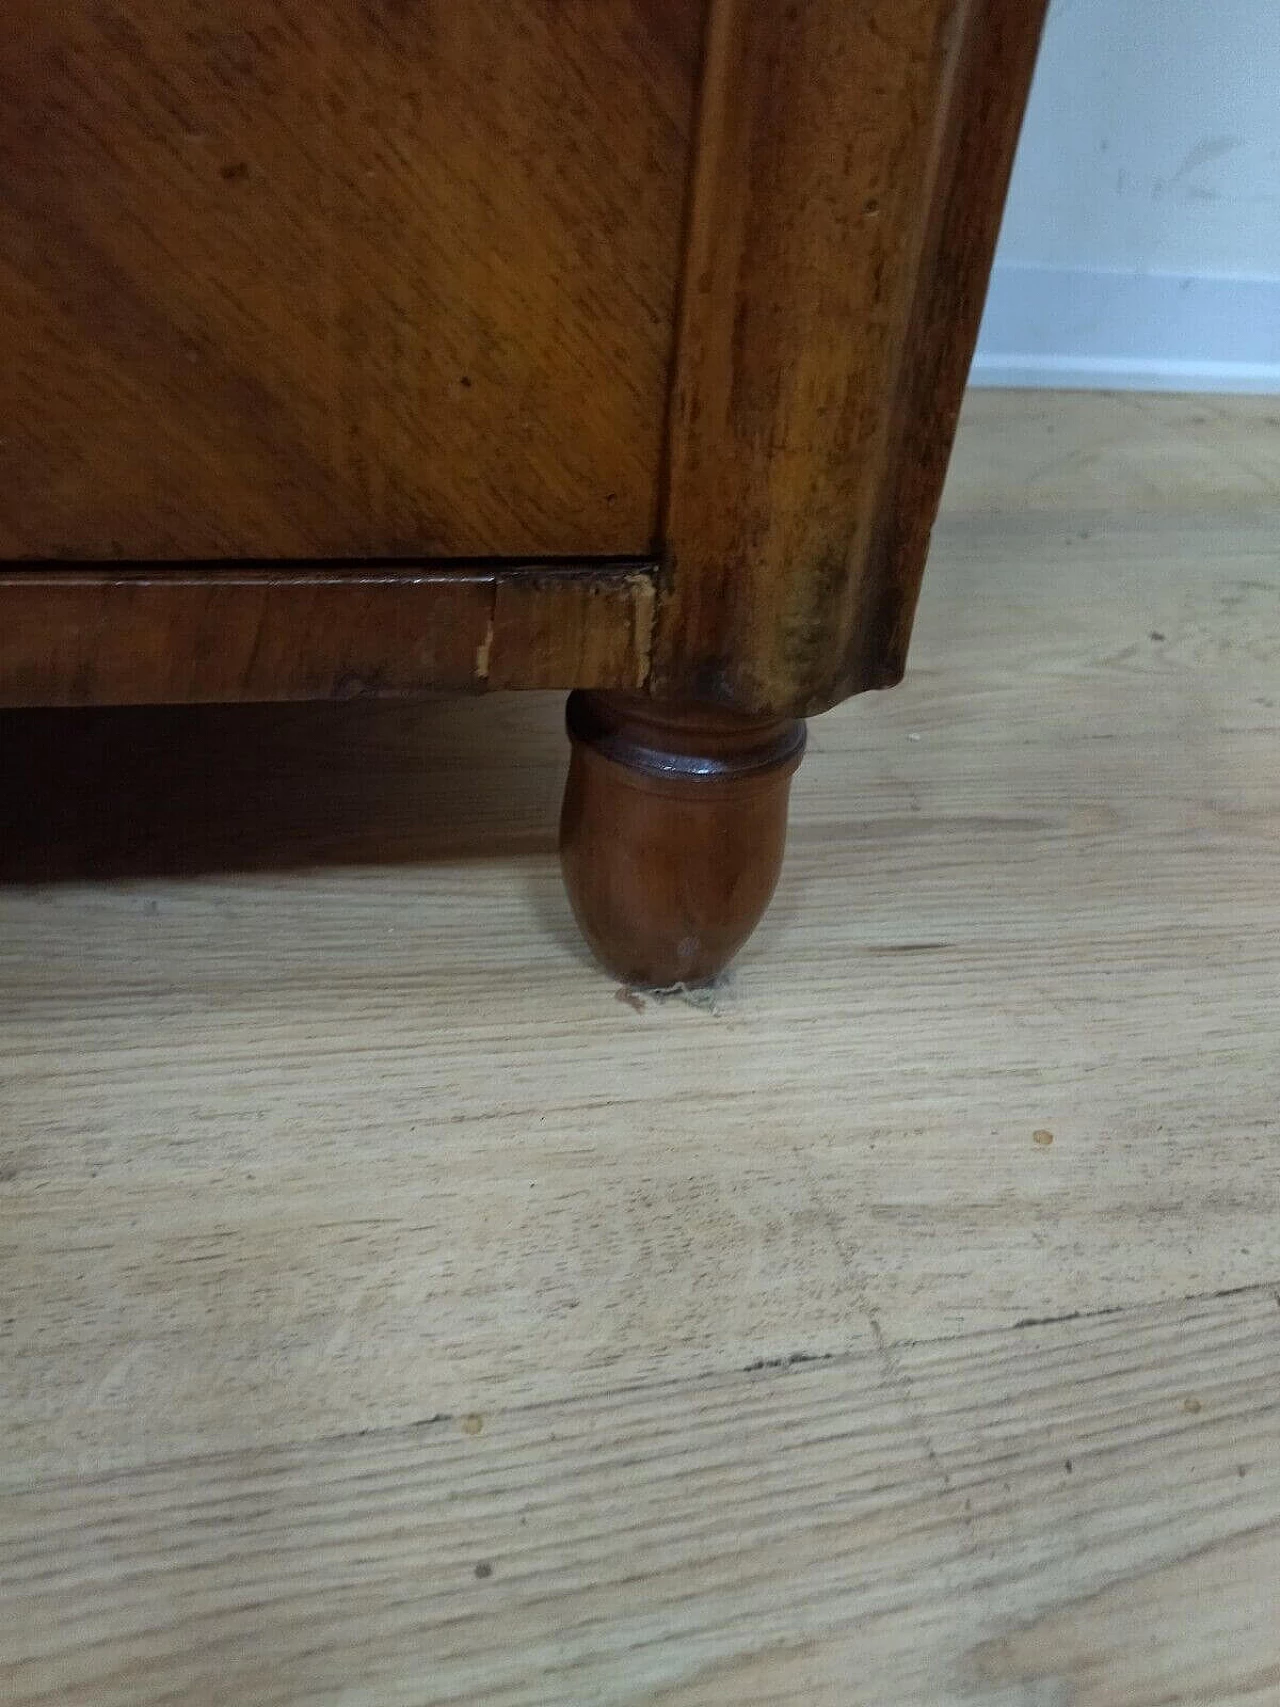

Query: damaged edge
[
  {"left": 480, "top": 560, "right": 660, "bottom": 690},
  {"left": 474, "top": 586, "right": 496, "bottom": 684},
  {"left": 630, "top": 566, "right": 658, "bottom": 690}
]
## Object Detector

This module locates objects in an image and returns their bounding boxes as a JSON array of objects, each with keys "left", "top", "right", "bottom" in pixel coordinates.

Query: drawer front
[{"left": 0, "top": 0, "right": 703, "bottom": 560}]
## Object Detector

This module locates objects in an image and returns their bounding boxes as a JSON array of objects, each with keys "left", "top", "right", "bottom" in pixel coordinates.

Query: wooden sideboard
[{"left": 1, "top": 0, "right": 1047, "bottom": 983}]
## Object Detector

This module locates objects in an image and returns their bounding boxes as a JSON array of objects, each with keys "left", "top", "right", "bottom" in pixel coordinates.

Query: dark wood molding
[{"left": 653, "top": 0, "right": 1049, "bottom": 717}]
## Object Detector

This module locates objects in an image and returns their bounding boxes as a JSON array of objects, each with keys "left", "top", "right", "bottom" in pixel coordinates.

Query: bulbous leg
[{"left": 559, "top": 691, "right": 805, "bottom": 986}]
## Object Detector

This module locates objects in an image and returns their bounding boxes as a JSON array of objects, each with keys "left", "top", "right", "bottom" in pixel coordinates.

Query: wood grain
[
  {"left": 2, "top": 393, "right": 1278, "bottom": 1701},
  {"left": 655, "top": 0, "right": 1048, "bottom": 716},
  {"left": 0, "top": 562, "right": 655, "bottom": 704},
  {"left": 488, "top": 568, "right": 655, "bottom": 692},
  {"left": 1, "top": 1292, "right": 1275, "bottom": 1704},
  {"left": 0, "top": 0, "right": 703, "bottom": 559}
]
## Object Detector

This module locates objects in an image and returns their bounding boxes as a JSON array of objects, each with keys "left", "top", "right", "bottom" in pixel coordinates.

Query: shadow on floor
[{"left": 0, "top": 693, "right": 569, "bottom": 882}]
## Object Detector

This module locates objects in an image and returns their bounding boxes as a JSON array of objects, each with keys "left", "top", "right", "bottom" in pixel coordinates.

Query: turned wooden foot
[{"left": 559, "top": 692, "right": 806, "bottom": 986}]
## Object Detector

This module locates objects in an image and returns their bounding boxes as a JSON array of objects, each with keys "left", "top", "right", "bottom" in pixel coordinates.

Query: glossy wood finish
[
  {"left": 560, "top": 691, "right": 804, "bottom": 985},
  {"left": 654, "top": 0, "right": 1049, "bottom": 716},
  {"left": 0, "top": 0, "right": 703, "bottom": 559},
  {"left": 0, "top": 563, "right": 655, "bottom": 706}
]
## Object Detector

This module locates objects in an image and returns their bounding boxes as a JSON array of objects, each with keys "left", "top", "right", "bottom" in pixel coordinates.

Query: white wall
[{"left": 971, "top": 0, "right": 1280, "bottom": 390}]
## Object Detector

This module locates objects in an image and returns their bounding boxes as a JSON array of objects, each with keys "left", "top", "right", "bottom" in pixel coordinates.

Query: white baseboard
[{"left": 970, "top": 264, "right": 1280, "bottom": 393}]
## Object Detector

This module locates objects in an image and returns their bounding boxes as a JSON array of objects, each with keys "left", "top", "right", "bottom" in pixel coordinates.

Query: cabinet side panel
[{"left": 654, "top": 0, "right": 1047, "bottom": 716}]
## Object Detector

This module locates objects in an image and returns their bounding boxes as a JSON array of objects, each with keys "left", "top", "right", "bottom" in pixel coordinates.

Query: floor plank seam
[
  {"left": 787, "top": 1140, "right": 960, "bottom": 1507},
  {"left": 6, "top": 1283, "right": 1276, "bottom": 1501}
]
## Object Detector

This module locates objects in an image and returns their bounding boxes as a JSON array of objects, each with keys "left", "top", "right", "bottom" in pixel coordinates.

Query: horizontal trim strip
[{"left": 0, "top": 562, "right": 658, "bottom": 707}]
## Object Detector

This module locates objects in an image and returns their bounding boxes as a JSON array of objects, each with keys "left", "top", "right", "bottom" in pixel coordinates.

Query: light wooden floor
[{"left": 2, "top": 392, "right": 1278, "bottom": 1705}]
